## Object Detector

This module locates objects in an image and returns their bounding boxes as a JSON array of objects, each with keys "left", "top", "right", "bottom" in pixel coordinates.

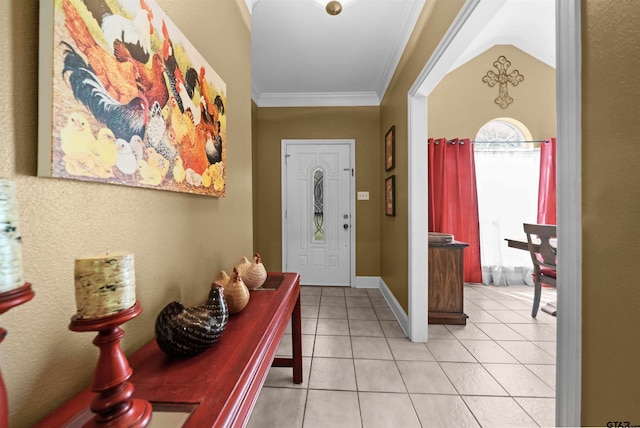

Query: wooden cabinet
[{"left": 428, "top": 241, "right": 469, "bottom": 325}]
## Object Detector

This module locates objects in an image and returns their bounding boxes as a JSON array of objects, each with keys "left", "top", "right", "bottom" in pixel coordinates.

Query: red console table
[{"left": 36, "top": 272, "right": 302, "bottom": 428}]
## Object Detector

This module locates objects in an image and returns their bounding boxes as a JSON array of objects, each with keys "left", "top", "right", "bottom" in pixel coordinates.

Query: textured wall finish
[
  {"left": 429, "top": 45, "right": 556, "bottom": 140},
  {"left": 581, "top": 0, "right": 640, "bottom": 423},
  {"left": 0, "top": 0, "right": 252, "bottom": 426},
  {"left": 379, "top": 0, "right": 466, "bottom": 312}
]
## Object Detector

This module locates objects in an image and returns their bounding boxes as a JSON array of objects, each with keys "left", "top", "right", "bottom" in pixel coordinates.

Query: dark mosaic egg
[{"left": 155, "top": 285, "right": 229, "bottom": 358}]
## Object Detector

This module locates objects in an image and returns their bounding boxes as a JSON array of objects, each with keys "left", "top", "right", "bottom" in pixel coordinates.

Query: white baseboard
[
  {"left": 354, "top": 276, "right": 380, "bottom": 289},
  {"left": 354, "top": 276, "right": 409, "bottom": 338},
  {"left": 378, "top": 278, "right": 410, "bottom": 338}
]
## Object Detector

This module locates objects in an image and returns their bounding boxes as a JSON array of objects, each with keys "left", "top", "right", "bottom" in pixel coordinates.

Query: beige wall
[
  {"left": 581, "top": 0, "right": 640, "bottom": 423},
  {"left": 0, "top": 1, "right": 252, "bottom": 426},
  {"left": 253, "top": 107, "right": 381, "bottom": 277},
  {"left": 379, "top": 0, "right": 466, "bottom": 312},
  {"left": 429, "top": 45, "right": 556, "bottom": 139}
]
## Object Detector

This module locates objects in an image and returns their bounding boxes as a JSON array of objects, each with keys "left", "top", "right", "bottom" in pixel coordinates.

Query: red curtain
[
  {"left": 537, "top": 137, "right": 557, "bottom": 225},
  {"left": 428, "top": 138, "right": 482, "bottom": 283}
]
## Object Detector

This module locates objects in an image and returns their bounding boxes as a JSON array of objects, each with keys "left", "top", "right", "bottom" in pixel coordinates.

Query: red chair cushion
[{"left": 540, "top": 267, "right": 556, "bottom": 278}]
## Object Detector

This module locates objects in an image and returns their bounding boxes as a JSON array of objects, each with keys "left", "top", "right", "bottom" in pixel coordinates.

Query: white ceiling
[{"left": 248, "top": 0, "right": 555, "bottom": 107}]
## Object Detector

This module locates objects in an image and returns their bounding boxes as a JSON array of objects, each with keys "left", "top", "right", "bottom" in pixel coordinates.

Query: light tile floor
[{"left": 247, "top": 283, "right": 557, "bottom": 428}]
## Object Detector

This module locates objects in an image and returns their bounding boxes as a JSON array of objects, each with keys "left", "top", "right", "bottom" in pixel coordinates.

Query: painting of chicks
[{"left": 38, "top": 0, "right": 227, "bottom": 197}]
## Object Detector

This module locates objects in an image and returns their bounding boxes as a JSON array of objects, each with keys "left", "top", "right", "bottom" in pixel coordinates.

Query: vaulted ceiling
[{"left": 247, "top": 0, "right": 555, "bottom": 107}]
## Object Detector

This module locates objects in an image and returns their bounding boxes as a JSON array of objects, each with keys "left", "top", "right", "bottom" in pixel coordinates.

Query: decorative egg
[
  {"left": 218, "top": 267, "right": 250, "bottom": 315},
  {"left": 155, "top": 284, "right": 229, "bottom": 358},
  {"left": 236, "top": 253, "right": 267, "bottom": 290}
]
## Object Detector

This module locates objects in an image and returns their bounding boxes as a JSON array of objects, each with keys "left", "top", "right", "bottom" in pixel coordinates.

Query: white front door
[{"left": 282, "top": 140, "right": 353, "bottom": 286}]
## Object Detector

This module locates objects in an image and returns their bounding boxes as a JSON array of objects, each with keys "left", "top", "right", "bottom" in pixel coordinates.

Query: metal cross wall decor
[{"left": 482, "top": 55, "right": 524, "bottom": 108}]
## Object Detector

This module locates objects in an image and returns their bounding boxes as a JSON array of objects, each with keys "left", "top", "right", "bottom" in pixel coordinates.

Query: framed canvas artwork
[
  {"left": 385, "top": 175, "right": 395, "bottom": 217},
  {"left": 384, "top": 125, "right": 395, "bottom": 172},
  {"left": 38, "top": 0, "right": 227, "bottom": 196}
]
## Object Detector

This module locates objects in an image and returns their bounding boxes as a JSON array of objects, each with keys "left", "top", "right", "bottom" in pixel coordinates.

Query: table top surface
[
  {"left": 506, "top": 236, "right": 557, "bottom": 251},
  {"left": 428, "top": 240, "right": 469, "bottom": 248}
]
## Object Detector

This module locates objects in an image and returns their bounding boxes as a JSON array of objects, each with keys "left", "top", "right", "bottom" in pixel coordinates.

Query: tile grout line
[{"left": 259, "top": 284, "right": 555, "bottom": 427}]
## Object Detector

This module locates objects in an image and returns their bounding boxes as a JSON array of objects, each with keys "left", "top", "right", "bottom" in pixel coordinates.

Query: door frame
[
  {"left": 281, "top": 139, "right": 356, "bottom": 286},
  {"left": 407, "top": 0, "right": 581, "bottom": 425}
]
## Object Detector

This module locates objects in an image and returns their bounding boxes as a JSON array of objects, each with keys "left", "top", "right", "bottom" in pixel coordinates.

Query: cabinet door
[{"left": 428, "top": 247, "right": 464, "bottom": 313}]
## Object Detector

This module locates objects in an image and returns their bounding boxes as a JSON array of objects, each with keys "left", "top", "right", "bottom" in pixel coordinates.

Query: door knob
[{"left": 343, "top": 224, "right": 349, "bottom": 230}]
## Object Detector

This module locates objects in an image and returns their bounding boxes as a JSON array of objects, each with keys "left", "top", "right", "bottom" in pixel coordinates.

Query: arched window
[{"left": 474, "top": 118, "right": 533, "bottom": 151}]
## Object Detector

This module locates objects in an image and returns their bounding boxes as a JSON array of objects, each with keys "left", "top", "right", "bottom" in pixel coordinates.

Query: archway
[{"left": 406, "top": 0, "right": 581, "bottom": 425}]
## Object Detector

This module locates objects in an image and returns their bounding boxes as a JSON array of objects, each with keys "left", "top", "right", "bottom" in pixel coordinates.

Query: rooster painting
[{"left": 40, "top": 0, "right": 227, "bottom": 197}]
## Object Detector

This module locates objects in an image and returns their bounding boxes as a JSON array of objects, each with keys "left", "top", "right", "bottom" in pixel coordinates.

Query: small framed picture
[
  {"left": 385, "top": 175, "right": 395, "bottom": 216},
  {"left": 384, "top": 126, "right": 395, "bottom": 171}
]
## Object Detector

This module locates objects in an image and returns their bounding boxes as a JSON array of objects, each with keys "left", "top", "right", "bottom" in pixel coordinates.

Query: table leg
[
  {"left": 272, "top": 292, "right": 303, "bottom": 383},
  {"left": 291, "top": 295, "right": 303, "bottom": 384}
]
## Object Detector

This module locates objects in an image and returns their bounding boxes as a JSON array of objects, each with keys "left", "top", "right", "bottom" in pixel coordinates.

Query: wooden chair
[{"left": 524, "top": 223, "right": 557, "bottom": 317}]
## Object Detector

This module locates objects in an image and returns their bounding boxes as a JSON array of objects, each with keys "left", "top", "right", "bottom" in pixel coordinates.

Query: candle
[
  {"left": 0, "top": 179, "right": 25, "bottom": 293},
  {"left": 74, "top": 252, "right": 136, "bottom": 319}
]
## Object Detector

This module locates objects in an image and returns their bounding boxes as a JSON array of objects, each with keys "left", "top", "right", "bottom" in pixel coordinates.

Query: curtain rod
[
  {"left": 429, "top": 139, "right": 554, "bottom": 144},
  {"left": 472, "top": 140, "right": 549, "bottom": 144}
]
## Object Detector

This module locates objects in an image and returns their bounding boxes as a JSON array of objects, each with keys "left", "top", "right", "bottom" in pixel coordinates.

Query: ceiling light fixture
[{"left": 325, "top": 0, "right": 342, "bottom": 15}]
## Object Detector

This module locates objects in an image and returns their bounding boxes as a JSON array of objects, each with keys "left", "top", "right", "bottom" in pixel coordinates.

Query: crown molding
[
  {"left": 245, "top": 0, "right": 257, "bottom": 14},
  {"left": 376, "top": 0, "right": 426, "bottom": 98},
  {"left": 255, "top": 91, "right": 380, "bottom": 107},
  {"left": 251, "top": 79, "right": 261, "bottom": 105}
]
